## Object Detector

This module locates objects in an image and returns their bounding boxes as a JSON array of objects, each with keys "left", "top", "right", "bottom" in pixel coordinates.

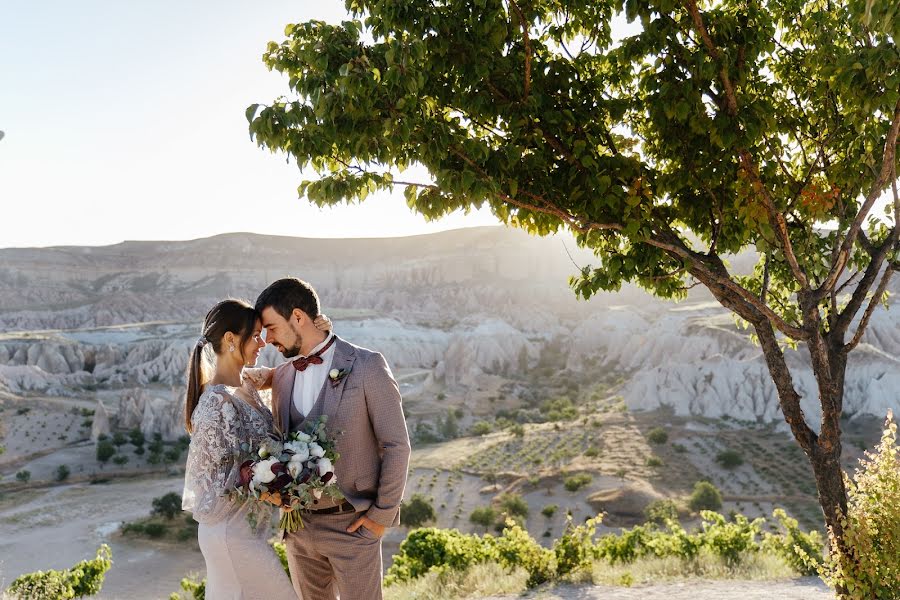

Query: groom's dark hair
[{"left": 255, "top": 277, "right": 320, "bottom": 321}]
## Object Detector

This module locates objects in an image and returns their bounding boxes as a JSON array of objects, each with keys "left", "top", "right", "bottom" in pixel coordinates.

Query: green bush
[
  {"left": 699, "top": 510, "right": 763, "bottom": 565},
  {"left": 15, "top": 470, "right": 31, "bottom": 483},
  {"left": 553, "top": 515, "right": 601, "bottom": 578},
  {"left": 469, "top": 506, "right": 498, "bottom": 530},
  {"left": 385, "top": 528, "right": 497, "bottom": 585},
  {"left": 494, "top": 519, "right": 554, "bottom": 588},
  {"left": 470, "top": 421, "right": 493, "bottom": 436},
  {"left": 56, "top": 465, "right": 71, "bottom": 482},
  {"left": 762, "top": 508, "right": 823, "bottom": 576},
  {"left": 815, "top": 411, "right": 900, "bottom": 598},
  {"left": 112, "top": 454, "right": 129, "bottom": 466},
  {"left": 497, "top": 492, "right": 529, "bottom": 519},
  {"left": 401, "top": 493, "right": 437, "bottom": 528},
  {"left": 129, "top": 428, "right": 145, "bottom": 447},
  {"left": 646, "top": 456, "right": 664, "bottom": 467},
  {"left": 152, "top": 492, "right": 184, "bottom": 520},
  {"left": 509, "top": 424, "right": 525, "bottom": 437},
  {"left": 143, "top": 522, "right": 166, "bottom": 538},
  {"left": 541, "top": 504, "right": 558, "bottom": 518},
  {"left": 688, "top": 481, "right": 723, "bottom": 512},
  {"left": 715, "top": 449, "right": 744, "bottom": 469},
  {"left": 647, "top": 427, "right": 668, "bottom": 444},
  {"left": 540, "top": 397, "right": 578, "bottom": 421},
  {"left": 7, "top": 544, "right": 112, "bottom": 600},
  {"left": 112, "top": 432, "right": 127, "bottom": 446},
  {"left": 563, "top": 473, "right": 592, "bottom": 492},
  {"left": 644, "top": 499, "right": 678, "bottom": 525},
  {"left": 96, "top": 440, "right": 115, "bottom": 464}
]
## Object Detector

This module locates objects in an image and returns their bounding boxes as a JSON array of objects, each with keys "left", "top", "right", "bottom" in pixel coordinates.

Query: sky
[{"left": 0, "top": 1, "right": 501, "bottom": 249}]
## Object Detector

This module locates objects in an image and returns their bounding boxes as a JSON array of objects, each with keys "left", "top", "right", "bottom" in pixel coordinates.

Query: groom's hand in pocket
[{"left": 347, "top": 515, "right": 385, "bottom": 538}]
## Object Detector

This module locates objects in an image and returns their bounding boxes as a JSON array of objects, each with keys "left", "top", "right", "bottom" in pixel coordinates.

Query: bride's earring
[{"left": 229, "top": 344, "right": 235, "bottom": 352}]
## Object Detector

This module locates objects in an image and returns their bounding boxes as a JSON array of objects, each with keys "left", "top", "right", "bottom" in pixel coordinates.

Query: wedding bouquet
[{"left": 233, "top": 415, "right": 343, "bottom": 532}]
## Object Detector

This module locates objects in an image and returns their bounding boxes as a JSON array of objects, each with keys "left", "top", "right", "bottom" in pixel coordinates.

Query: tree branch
[
  {"left": 844, "top": 266, "right": 892, "bottom": 352},
  {"left": 508, "top": 0, "right": 532, "bottom": 100},
  {"left": 814, "top": 95, "right": 900, "bottom": 299}
]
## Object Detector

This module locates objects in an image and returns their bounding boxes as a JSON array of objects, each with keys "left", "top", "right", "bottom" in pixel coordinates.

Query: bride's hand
[{"left": 314, "top": 314, "right": 333, "bottom": 332}]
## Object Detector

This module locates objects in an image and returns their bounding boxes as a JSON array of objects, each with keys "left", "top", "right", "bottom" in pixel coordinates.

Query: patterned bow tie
[{"left": 292, "top": 335, "right": 336, "bottom": 372}]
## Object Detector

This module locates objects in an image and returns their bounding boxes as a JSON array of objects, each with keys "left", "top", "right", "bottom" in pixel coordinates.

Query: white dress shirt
[{"left": 292, "top": 333, "right": 336, "bottom": 417}]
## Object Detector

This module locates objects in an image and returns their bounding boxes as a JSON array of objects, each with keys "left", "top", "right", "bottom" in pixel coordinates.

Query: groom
[{"left": 255, "top": 278, "right": 411, "bottom": 600}]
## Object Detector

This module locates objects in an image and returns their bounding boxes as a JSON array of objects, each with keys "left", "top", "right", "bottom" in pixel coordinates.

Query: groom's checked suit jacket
[{"left": 270, "top": 335, "right": 411, "bottom": 527}]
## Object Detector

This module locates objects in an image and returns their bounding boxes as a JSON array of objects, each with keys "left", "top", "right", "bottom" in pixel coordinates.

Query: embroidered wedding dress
[{"left": 182, "top": 378, "right": 296, "bottom": 600}]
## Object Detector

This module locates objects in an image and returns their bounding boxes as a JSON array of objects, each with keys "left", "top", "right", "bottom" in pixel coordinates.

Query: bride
[{"left": 181, "top": 298, "right": 330, "bottom": 598}]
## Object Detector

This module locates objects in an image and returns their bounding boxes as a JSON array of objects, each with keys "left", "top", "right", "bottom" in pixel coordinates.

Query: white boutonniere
[{"left": 328, "top": 367, "right": 351, "bottom": 388}]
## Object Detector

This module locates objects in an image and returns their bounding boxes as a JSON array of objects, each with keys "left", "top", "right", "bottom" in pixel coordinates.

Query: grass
[
  {"left": 382, "top": 551, "right": 801, "bottom": 600},
  {"left": 588, "top": 551, "right": 797, "bottom": 586},
  {"left": 384, "top": 563, "right": 529, "bottom": 600}
]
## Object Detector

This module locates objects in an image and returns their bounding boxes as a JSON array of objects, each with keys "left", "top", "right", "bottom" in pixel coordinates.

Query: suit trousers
[{"left": 285, "top": 510, "right": 383, "bottom": 600}]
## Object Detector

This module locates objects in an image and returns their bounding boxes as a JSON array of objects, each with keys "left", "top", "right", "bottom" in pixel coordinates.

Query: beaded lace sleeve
[{"left": 182, "top": 388, "right": 244, "bottom": 524}]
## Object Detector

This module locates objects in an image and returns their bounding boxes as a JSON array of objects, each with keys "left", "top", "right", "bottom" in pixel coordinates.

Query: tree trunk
[{"left": 753, "top": 321, "right": 850, "bottom": 557}]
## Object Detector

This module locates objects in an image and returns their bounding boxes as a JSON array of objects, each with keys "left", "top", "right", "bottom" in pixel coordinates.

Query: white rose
[
  {"left": 309, "top": 442, "right": 325, "bottom": 458},
  {"left": 252, "top": 458, "right": 278, "bottom": 484},
  {"left": 329, "top": 368, "right": 340, "bottom": 379},
  {"left": 293, "top": 432, "right": 312, "bottom": 443},
  {"left": 287, "top": 460, "right": 302, "bottom": 479},
  {"left": 317, "top": 457, "right": 333, "bottom": 476}
]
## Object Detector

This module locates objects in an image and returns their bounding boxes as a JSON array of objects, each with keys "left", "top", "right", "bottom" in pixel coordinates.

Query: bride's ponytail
[{"left": 184, "top": 299, "right": 258, "bottom": 434}]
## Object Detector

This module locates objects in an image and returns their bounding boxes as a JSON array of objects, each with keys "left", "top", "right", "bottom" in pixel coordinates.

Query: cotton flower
[
  {"left": 317, "top": 457, "right": 333, "bottom": 476},
  {"left": 309, "top": 442, "right": 325, "bottom": 458},
  {"left": 285, "top": 441, "right": 310, "bottom": 462},
  {"left": 252, "top": 457, "right": 279, "bottom": 484},
  {"left": 293, "top": 432, "right": 312, "bottom": 443}
]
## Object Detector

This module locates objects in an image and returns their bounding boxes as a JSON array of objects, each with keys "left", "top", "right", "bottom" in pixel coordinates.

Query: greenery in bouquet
[{"left": 233, "top": 415, "right": 343, "bottom": 531}]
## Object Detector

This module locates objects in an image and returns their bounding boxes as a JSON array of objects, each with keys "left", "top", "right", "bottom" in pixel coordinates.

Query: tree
[
  {"left": 400, "top": 493, "right": 437, "bottom": 528},
  {"left": 689, "top": 481, "right": 723, "bottom": 512},
  {"left": 469, "top": 505, "right": 498, "bottom": 531},
  {"left": 96, "top": 440, "right": 115, "bottom": 466},
  {"left": 250, "top": 0, "right": 900, "bottom": 575},
  {"left": 152, "top": 492, "right": 184, "bottom": 520}
]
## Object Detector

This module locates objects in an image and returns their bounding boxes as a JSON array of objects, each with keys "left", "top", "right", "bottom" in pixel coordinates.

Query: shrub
[
  {"left": 541, "top": 504, "right": 558, "bottom": 518},
  {"left": 400, "top": 493, "right": 437, "bottom": 528},
  {"left": 15, "top": 470, "right": 31, "bottom": 483},
  {"left": 540, "top": 397, "right": 578, "bottom": 421},
  {"left": 497, "top": 492, "right": 529, "bottom": 519},
  {"left": 152, "top": 492, "right": 184, "bottom": 520},
  {"left": 469, "top": 506, "right": 498, "bottom": 530},
  {"left": 509, "top": 424, "right": 525, "bottom": 437},
  {"left": 553, "top": 515, "right": 601, "bottom": 578},
  {"left": 171, "top": 574, "right": 205, "bottom": 600},
  {"left": 143, "top": 522, "right": 166, "bottom": 538},
  {"left": 129, "top": 428, "right": 145, "bottom": 447},
  {"left": 56, "top": 465, "right": 71, "bottom": 482},
  {"left": 715, "top": 449, "right": 744, "bottom": 469},
  {"left": 647, "top": 427, "right": 668, "bottom": 444},
  {"left": 7, "top": 544, "right": 112, "bottom": 600},
  {"left": 470, "top": 421, "right": 492, "bottom": 436},
  {"left": 112, "top": 432, "right": 127, "bottom": 446},
  {"left": 148, "top": 452, "right": 163, "bottom": 465},
  {"left": 563, "top": 473, "right": 592, "bottom": 492},
  {"left": 164, "top": 447, "right": 182, "bottom": 463},
  {"left": 646, "top": 456, "right": 664, "bottom": 467},
  {"left": 385, "top": 528, "right": 496, "bottom": 585},
  {"left": 585, "top": 446, "right": 600, "bottom": 457},
  {"left": 699, "top": 510, "right": 763, "bottom": 565},
  {"left": 644, "top": 499, "right": 678, "bottom": 525},
  {"left": 112, "top": 455, "right": 129, "bottom": 466},
  {"left": 96, "top": 440, "right": 115, "bottom": 464},
  {"left": 494, "top": 519, "right": 554, "bottom": 588},
  {"left": 815, "top": 411, "right": 900, "bottom": 598},
  {"left": 762, "top": 508, "right": 823, "bottom": 576},
  {"left": 688, "top": 481, "right": 723, "bottom": 512}
]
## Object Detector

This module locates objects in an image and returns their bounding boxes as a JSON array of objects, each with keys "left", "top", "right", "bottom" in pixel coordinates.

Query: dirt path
[{"left": 482, "top": 578, "right": 834, "bottom": 599}]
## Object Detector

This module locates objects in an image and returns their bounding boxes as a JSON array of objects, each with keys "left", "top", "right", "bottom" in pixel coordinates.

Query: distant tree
[
  {"left": 112, "top": 432, "right": 127, "bottom": 447},
  {"left": 251, "top": 0, "right": 900, "bottom": 563},
  {"left": 716, "top": 449, "right": 745, "bottom": 469},
  {"left": 400, "top": 493, "right": 436, "bottom": 528},
  {"left": 469, "top": 506, "right": 498, "bottom": 531},
  {"left": 55, "top": 465, "right": 71, "bottom": 482},
  {"left": 15, "top": 470, "right": 31, "bottom": 483},
  {"left": 96, "top": 440, "right": 115, "bottom": 466},
  {"left": 152, "top": 492, "right": 183, "bottom": 520},
  {"left": 470, "top": 421, "right": 493, "bottom": 436},
  {"left": 689, "top": 481, "right": 723, "bottom": 512},
  {"left": 647, "top": 427, "right": 669, "bottom": 445},
  {"left": 497, "top": 492, "right": 529, "bottom": 519},
  {"left": 128, "top": 428, "right": 145, "bottom": 448}
]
